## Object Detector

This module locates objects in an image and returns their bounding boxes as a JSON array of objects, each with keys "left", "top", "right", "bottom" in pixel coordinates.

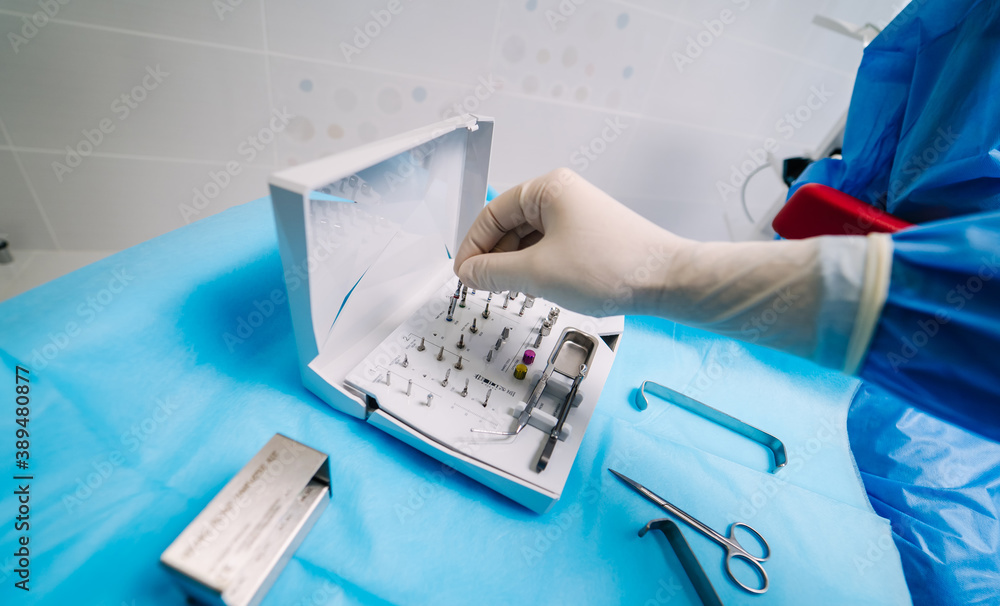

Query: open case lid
[{"left": 270, "top": 115, "right": 494, "bottom": 417}]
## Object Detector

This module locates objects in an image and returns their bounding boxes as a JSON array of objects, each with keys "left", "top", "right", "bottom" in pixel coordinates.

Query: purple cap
[{"left": 523, "top": 349, "right": 536, "bottom": 365}]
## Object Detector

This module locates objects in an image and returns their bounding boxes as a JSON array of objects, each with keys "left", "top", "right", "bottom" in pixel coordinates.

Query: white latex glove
[{"left": 454, "top": 168, "right": 893, "bottom": 373}]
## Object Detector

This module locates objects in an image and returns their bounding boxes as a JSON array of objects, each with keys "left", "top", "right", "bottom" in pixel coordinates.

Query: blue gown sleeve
[
  {"left": 782, "top": 1, "right": 1000, "bottom": 602},
  {"left": 859, "top": 210, "right": 1000, "bottom": 440}
]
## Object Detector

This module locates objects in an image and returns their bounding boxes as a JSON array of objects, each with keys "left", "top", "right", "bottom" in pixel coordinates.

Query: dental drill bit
[
  {"left": 470, "top": 318, "right": 478, "bottom": 333},
  {"left": 501, "top": 327, "right": 511, "bottom": 341},
  {"left": 461, "top": 379, "right": 469, "bottom": 397},
  {"left": 386, "top": 370, "right": 391, "bottom": 386},
  {"left": 417, "top": 337, "right": 426, "bottom": 351},
  {"left": 483, "top": 388, "right": 492, "bottom": 408},
  {"left": 459, "top": 286, "right": 468, "bottom": 308},
  {"left": 454, "top": 355, "right": 463, "bottom": 370},
  {"left": 441, "top": 368, "right": 450, "bottom": 387},
  {"left": 533, "top": 332, "right": 543, "bottom": 348},
  {"left": 406, "top": 379, "right": 412, "bottom": 396},
  {"left": 482, "top": 302, "right": 491, "bottom": 319},
  {"left": 446, "top": 296, "right": 457, "bottom": 322},
  {"left": 503, "top": 293, "right": 511, "bottom": 309},
  {"left": 495, "top": 337, "right": 503, "bottom": 351},
  {"left": 519, "top": 300, "right": 528, "bottom": 316},
  {"left": 486, "top": 350, "right": 494, "bottom": 363},
  {"left": 401, "top": 354, "right": 408, "bottom": 368},
  {"left": 437, "top": 346, "right": 445, "bottom": 361},
  {"left": 457, "top": 334, "right": 465, "bottom": 349},
  {"left": 426, "top": 393, "right": 433, "bottom": 406}
]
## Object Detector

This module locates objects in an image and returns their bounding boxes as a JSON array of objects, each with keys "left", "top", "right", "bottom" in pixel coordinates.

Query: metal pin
[
  {"left": 447, "top": 297, "right": 457, "bottom": 322},
  {"left": 483, "top": 388, "right": 492, "bottom": 408},
  {"left": 533, "top": 332, "right": 543, "bottom": 348},
  {"left": 461, "top": 379, "right": 469, "bottom": 397},
  {"left": 437, "top": 346, "right": 445, "bottom": 361},
  {"left": 501, "top": 327, "right": 511, "bottom": 340},
  {"left": 482, "top": 302, "right": 490, "bottom": 319},
  {"left": 454, "top": 355, "right": 463, "bottom": 370},
  {"left": 459, "top": 286, "right": 468, "bottom": 308},
  {"left": 441, "top": 368, "right": 450, "bottom": 387},
  {"left": 457, "top": 334, "right": 465, "bottom": 349},
  {"left": 470, "top": 318, "right": 478, "bottom": 333},
  {"left": 486, "top": 350, "right": 494, "bottom": 362},
  {"left": 417, "top": 337, "right": 426, "bottom": 351},
  {"left": 426, "top": 393, "right": 433, "bottom": 406},
  {"left": 406, "top": 379, "right": 412, "bottom": 396},
  {"left": 495, "top": 337, "right": 503, "bottom": 351},
  {"left": 519, "top": 300, "right": 527, "bottom": 316},
  {"left": 386, "top": 370, "right": 391, "bottom": 386},
  {"left": 487, "top": 292, "right": 493, "bottom": 302},
  {"left": 401, "top": 355, "right": 408, "bottom": 368},
  {"left": 503, "top": 293, "right": 511, "bottom": 309}
]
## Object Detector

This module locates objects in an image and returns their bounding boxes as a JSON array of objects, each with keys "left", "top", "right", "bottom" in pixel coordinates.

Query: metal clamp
[
  {"left": 636, "top": 380, "right": 786, "bottom": 473},
  {"left": 639, "top": 519, "right": 723, "bottom": 606}
]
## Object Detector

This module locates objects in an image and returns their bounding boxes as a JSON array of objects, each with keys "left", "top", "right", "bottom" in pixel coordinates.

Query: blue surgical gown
[{"left": 790, "top": 0, "right": 1000, "bottom": 602}]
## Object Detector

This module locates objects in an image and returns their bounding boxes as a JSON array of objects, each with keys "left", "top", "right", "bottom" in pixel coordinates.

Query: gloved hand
[{"left": 453, "top": 168, "right": 893, "bottom": 372}]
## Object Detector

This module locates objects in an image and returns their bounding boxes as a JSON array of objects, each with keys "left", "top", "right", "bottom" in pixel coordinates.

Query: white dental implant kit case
[{"left": 270, "top": 114, "right": 623, "bottom": 513}]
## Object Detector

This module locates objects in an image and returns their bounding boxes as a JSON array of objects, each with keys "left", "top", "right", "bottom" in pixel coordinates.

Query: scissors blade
[{"left": 608, "top": 469, "right": 672, "bottom": 510}]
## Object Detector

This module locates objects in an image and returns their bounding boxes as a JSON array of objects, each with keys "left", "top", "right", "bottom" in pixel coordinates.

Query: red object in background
[{"left": 772, "top": 183, "right": 914, "bottom": 239}]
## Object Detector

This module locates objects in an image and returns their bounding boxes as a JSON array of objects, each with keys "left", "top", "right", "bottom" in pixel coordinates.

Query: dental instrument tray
[{"left": 270, "top": 115, "right": 623, "bottom": 513}]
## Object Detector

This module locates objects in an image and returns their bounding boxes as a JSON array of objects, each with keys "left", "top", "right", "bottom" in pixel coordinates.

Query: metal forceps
[{"left": 609, "top": 469, "right": 771, "bottom": 595}]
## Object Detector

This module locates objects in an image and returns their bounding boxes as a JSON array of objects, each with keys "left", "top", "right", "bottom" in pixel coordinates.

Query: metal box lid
[{"left": 160, "top": 434, "right": 331, "bottom": 606}]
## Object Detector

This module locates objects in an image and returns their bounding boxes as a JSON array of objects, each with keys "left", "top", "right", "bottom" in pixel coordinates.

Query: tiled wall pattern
[{"left": 0, "top": 0, "right": 904, "bottom": 252}]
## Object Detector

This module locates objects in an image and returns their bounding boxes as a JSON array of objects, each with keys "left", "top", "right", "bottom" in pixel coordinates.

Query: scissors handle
[
  {"left": 725, "top": 550, "right": 769, "bottom": 594},
  {"left": 723, "top": 522, "right": 770, "bottom": 594},
  {"left": 727, "top": 522, "right": 770, "bottom": 561}
]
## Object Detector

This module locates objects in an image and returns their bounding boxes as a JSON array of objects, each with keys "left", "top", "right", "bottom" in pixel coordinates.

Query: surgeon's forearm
[
  {"left": 453, "top": 168, "right": 893, "bottom": 372},
  {"left": 631, "top": 233, "right": 892, "bottom": 372}
]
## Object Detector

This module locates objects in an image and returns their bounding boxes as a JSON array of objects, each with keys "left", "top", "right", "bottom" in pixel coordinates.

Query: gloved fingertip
[
  {"left": 458, "top": 250, "right": 532, "bottom": 295},
  {"left": 456, "top": 258, "right": 485, "bottom": 291}
]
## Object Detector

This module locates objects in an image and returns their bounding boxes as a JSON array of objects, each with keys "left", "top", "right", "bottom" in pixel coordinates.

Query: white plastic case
[{"left": 270, "top": 114, "right": 623, "bottom": 513}]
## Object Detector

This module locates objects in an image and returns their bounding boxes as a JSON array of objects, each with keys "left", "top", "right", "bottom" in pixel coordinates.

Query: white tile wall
[
  {"left": 476, "top": 91, "right": 641, "bottom": 194},
  {"left": 0, "top": 0, "right": 266, "bottom": 48},
  {"left": 264, "top": 0, "right": 502, "bottom": 83},
  {"left": 15, "top": 153, "right": 274, "bottom": 250},
  {"left": 0, "top": 149, "right": 55, "bottom": 249},
  {"left": 491, "top": 0, "right": 676, "bottom": 115},
  {"left": 0, "top": 15, "right": 273, "bottom": 162},
  {"left": 0, "top": 0, "right": 906, "bottom": 274},
  {"left": 642, "top": 22, "right": 798, "bottom": 136}
]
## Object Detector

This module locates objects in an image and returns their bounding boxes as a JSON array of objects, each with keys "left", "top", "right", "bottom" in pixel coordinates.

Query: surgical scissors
[{"left": 609, "top": 469, "right": 771, "bottom": 594}]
